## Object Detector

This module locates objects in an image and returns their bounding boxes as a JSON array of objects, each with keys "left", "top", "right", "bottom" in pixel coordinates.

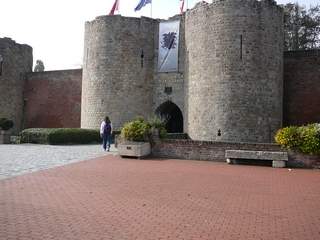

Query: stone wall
[
  {"left": 2, "top": 2, "right": 317, "bottom": 140},
  {"left": 152, "top": 139, "right": 320, "bottom": 168},
  {"left": 152, "top": 15, "right": 185, "bottom": 124},
  {"left": 0, "top": 38, "right": 33, "bottom": 134},
  {"left": 81, "top": 16, "right": 156, "bottom": 130},
  {"left": 152, "top": 139, "right": 281, "bottom": 162},
  {"left": 24, "top": 69, "right": 82, "bottom": 129},
  {"left": 287, "top": 151, "right": 320, "bottom": 169},
  {"left": 284, "top": 50, "right": 320, "bottom": 126},
  {"left": 185, "top": 0, "right": 283, "bottom": 143}
]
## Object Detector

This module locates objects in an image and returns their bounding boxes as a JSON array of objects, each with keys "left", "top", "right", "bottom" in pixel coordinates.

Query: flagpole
[{"left": 151, "top": 1, "right": 153, "bottom": 18}]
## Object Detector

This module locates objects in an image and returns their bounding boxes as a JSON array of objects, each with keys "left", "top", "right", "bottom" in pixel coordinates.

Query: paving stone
[
  {"left": 0, "top": 144, "right": 116, "bottom": 180},
  {"left": 0, "top": 155, "right": 320, "bottom": 240}
]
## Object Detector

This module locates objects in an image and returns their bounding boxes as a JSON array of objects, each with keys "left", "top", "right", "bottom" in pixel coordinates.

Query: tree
[
  {"left": 34, "top": 60, "right": 45, "bottom": 72},
  {"left": 283, "top": 3, "right": 320, "bottom": 50}
]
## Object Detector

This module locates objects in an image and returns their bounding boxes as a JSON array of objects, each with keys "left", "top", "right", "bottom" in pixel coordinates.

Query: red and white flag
[
  {"left": 109, "top": 0, "right": 120, "bottom": 15},
  {"left": 180, "top": 0, "right": 185, "bottom": 14}
]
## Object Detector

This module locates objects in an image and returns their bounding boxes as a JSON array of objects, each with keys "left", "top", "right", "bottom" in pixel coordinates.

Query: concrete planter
[
  {"left": 0, "top": 130, "right": 11, "bottom": 144},
  {"left": 118, "top": 141, "right": 151, "bottom": 158}
]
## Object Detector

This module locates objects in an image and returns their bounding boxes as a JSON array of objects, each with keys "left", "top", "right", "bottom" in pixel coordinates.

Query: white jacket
[{"left": 100, "top": 121, "right": 112, "bottom": 134}]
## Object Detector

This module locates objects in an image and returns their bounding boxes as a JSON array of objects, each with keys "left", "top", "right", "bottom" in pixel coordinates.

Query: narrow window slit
[
  {"left": 140, "top": 49, "right": 144, "bottom": 68},
  {"left": 240, "top": 35, "right": 243, "bottom": 60},
  {"left": 0, "top": 55, "right": 3, "bottom": 76},
  {"left": 86, "top": 48, "right": 89, "bottom": 67}
]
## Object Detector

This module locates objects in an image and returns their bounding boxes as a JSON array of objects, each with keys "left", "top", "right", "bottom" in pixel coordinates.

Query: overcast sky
[{"left": 0, "top": 0, "right": 318, "bottom": 70}]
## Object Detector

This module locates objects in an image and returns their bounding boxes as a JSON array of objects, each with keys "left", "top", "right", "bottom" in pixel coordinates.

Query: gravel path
[{"left": 0, "top": 144, "right": 117, "bottom": 180}]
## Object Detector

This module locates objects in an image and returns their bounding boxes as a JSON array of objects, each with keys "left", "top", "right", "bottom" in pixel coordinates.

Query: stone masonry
[
  {"left": 81, "top": 0, "right": 284, "bottom": 143},
  {"left": 185, "top": 0, "right": 283, "bottom": 142},
  {"left": 0, "top": 38, "right": 32, "bottom": 134},
  {"left": 81, "top": 16, "right": 156, "bottom": 130},
  {"left": 0, "top": 0, "right": 319, "bottom": 144},
  {"left": 152, "top": 15, "right": 185, "bottom": 123}
]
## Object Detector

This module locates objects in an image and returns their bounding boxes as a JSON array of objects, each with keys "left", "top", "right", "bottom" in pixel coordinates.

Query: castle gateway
[
  {"left": 0, "top": 0, "right": 319, "bottom": 143},
  {"left": 81, "top": 0, "right": 283, "bottom": 143}
]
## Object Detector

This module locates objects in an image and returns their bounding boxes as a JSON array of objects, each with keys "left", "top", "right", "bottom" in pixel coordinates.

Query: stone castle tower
[
  {"left": 81, "top": 16, "right": 156, "bottom": 130},
  {"left": 0, "top": 38, "right": 33, "bottom": 133},
  {"left": 81, "top": 0, "right": 283, "bottom": 143},
  {"left": 185, "top": 0, "right": 283, "bottom": 142}
]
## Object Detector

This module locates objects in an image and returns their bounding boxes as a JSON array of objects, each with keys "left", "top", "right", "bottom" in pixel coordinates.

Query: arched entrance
[{"left": 155, "top": 101, "right": 183, "bottom": 133}]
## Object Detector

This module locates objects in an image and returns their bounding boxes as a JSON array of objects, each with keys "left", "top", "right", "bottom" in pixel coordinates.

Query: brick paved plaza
[{"left": 0, "top": 153, "right": 320, "bottom": 240}]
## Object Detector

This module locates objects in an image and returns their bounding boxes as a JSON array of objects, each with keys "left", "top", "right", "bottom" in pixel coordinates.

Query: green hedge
[
  {"left": 275, "top": 123, "right": 320, "bottom": 155},
  {"left": 20, "top": 128, "right": 53, "bottom": 144},
  {"left": 20, "top": 128, "right": 101, "bottom": 145}
]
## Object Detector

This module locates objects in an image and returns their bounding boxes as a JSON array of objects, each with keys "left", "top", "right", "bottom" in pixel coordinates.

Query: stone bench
[{"left": 225, "top": 150, "right": 288, "bottom": 168}]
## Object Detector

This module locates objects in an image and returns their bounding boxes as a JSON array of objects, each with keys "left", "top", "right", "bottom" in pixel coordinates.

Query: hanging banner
[{"left": 158, "top": 20, "right": 180, "bottom": 72}]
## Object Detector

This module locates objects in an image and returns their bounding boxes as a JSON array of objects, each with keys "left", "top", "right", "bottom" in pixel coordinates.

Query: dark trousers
[{"left": 102, "top": 134, "right": 111, "bottom": 151}]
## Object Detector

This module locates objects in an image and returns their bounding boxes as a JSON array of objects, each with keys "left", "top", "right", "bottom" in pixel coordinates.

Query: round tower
[
  {"left": 81, "top": 15, "right": 156, "bottom": 130},
  {"left": 0, "top": 38, "right": 33, "bottom": 133},
  {"left": 185, "top": 0, "right": 283, "bottom": 143}
]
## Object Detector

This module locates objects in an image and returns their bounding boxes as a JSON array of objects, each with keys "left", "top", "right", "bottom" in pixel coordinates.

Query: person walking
[{"left": 100, "top": 116, "right": 112, "bottom": 151}]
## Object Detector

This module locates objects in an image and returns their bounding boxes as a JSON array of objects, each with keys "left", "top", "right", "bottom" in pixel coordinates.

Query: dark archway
[{"left": 155, "top": 101, "right": 183, "bottom": 133}]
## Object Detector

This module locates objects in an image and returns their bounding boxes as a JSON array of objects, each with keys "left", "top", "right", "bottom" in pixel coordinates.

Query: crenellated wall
[{"left": 0, "top": 38, "right": 33, "bottom": 134}]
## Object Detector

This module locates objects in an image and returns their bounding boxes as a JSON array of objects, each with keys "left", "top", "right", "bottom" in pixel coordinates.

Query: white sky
[{"left": 0, "top": 0, "right": 318, "bottom": 70}]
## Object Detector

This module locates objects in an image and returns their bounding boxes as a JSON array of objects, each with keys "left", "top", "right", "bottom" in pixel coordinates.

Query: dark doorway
[{"left": 155, "top": 101, "right": 183, "bottom": 133}]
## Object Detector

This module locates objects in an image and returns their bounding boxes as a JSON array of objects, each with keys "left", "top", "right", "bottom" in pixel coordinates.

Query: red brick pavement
[{"left": 0, "top": 155, "right": 320, "bottom": 240}]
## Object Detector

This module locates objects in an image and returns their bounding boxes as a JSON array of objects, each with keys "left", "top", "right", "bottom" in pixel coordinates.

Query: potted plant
[
  {"left": 148, "top": 115, "right": 168, "bottom": 142},
  {"left": 0, "top": 118, "right": 14, "bottom": 144},
  {"left": 118, "top": 117, "right": 152, "bottom": 158}
]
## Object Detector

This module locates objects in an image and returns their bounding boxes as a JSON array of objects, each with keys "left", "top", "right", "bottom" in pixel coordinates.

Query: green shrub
[
  {"left": 148, "top": 116, "right": 165, "bottom": 129},
  {"left": 159, "top": 128, "right": 168, "bottom": 139},
  {"left": 48, "top": 128, "right": 100, "bottom": 145},
  {"left": 121, "top": 118, "right": 150, "bottom": 142},
  {"left": 0, "top": 118, "right": 14, "bottom": 131},
  {"left": 275, "top": 123, "right": 320, "bottom": 155},
  {"left": 148, "top": 115, "right": 167, "bottom": 139},
  {"left": 20, "top": 128, "right": 54, "bottom": 144},
  {"left": 20, "top": 128, "right": 100, "bottom": 145},
  {"left": 275, "top": 126, "right": 301, "bottom": 150},
  {"left": 298, "top": 124, "right": 320, "bottom": 154}
]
